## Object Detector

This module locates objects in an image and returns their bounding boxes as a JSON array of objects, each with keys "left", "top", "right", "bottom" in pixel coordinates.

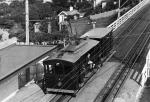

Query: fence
[{"left": 107, "top": 0, "right": 149, "bottom": 31}]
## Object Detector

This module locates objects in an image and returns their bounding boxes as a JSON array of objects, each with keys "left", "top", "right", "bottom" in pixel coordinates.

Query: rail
[
  {"left": 107, "top": 0, "right": 149, "bottom": 31},
  {"left": 94, "top": 22, "right": 150, "bottom": 102},
  {"left": 111, "top": 26, "right": 150, "bottom": 102}
]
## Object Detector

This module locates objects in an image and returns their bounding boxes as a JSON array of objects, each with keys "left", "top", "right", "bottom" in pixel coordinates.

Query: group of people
[
  {"left": 87, "top": 53, "right": 95, "bottom": 71},
  {"left": 79, "top": 53, "right": 103, "bottom": 87},
  {"left": 82, "top": 53, "right": 103, "bottom": 75}
]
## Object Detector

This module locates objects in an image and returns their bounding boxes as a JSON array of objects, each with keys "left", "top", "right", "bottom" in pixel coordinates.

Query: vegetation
[{"left": 0, "top": 0, "right": 140, "bottom": 43}]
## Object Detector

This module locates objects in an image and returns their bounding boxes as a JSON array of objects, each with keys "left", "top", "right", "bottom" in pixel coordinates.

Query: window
[{"left": 54, "top": 63, "right": 64, "bottom": 75}]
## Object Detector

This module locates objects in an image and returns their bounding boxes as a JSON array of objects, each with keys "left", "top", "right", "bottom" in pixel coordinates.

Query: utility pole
[
  {"left": 93, "top": 0, "right": 96, "bottom": 10},
  {"left": 25, "top": 0, "right": 29, "bottom": 44},
  {"left": 91, "top": 21, "right": 96, "bottom": 29},
  {"left": 46, "top": 17, "right": 52, "bottom": 34},
  {"left": 118, "top": 0, "right": 121, "bottom": 18}
]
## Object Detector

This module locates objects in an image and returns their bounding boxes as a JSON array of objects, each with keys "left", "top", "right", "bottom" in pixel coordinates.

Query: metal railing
[{"left": 107, "top": 0, "right": 149, "bottom": 31}]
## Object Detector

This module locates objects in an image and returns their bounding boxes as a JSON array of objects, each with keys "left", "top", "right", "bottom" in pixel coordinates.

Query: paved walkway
[
  {"left": 70, "top": 62, "right": 121, "bottom": 102},
  {"left": 136, "top": 79, "right": 150, "bottom": 102},
  {"left": 5, "top": 82, "right": 55, "bottom": 102},
  {"left": 113, "top": 70, "right": 140, "bottom": 102}
]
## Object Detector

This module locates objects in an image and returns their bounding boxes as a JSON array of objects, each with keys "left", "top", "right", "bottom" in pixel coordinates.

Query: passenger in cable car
[{"left": 87, "top": 53, "right": 95, "bottom": 71}]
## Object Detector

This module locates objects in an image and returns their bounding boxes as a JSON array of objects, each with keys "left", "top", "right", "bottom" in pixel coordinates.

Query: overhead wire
[
  {"left": 45, "top": 26, "right": 150, "bottom": 91},
  {"left": 43, "top": 0, "right": 145, "bottom": 92},
  {"left": 120, "top": 0, "right": 131, "bottom": 8},
  {"left": 47, "top": 39, "right": 113, "bottom": 90}
]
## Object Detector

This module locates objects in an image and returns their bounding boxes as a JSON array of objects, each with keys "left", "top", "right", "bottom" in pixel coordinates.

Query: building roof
[
  {"left": 58, "top": 10, "right": 80, "bottom": 16},
  {"left": 0, "top": 44, "right": 56, "bottom": 80},
  {"left": 80, "top": 27, "right": 112, "bottom": 39}
]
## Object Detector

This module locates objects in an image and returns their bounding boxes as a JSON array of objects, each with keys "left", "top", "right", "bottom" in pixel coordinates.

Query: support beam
[{"left": 118, "top": 0, "right": 121, "bottom": 18}]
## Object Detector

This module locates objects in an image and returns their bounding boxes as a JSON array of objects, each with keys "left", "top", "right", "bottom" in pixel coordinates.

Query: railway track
[
  {"left": 113, "top": 4, "right": 149, "bottom": 39},
  {"left": 113, "top": 4, "right": 150, "bottom": 50},
  {"left": 47, "top": 4, "right": 150, "bottom": 102},
  {"left": 110, "top": 26, "right": 150, "bottom": 102},
  {"left": 114, "top": 19, "right": 150, "bottom": 62},
  {"left": 94, "top": 21, "right": 150, "bottom": 102},
  {"left": 48, "top": 67, "right": 103, "bottom": 102},
  {"left": 93, "top": 6, "right": 150, "bottom": 102}
]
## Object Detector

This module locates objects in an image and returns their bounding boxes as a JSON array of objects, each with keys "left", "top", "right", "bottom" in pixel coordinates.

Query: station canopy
[
  {"left": 80, "top": 27, "right": 112, "bottom": 39},
  {"left": 0, "top": 44, "right": 56, "bottom": 81}
]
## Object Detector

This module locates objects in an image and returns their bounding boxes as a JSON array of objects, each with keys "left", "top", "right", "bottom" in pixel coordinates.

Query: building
[
  {"left": 58, "top": 7, "right": 80, "bottom": 31},
  {"left": 0, "top": 41, "right": 57, "bottom": 102}
]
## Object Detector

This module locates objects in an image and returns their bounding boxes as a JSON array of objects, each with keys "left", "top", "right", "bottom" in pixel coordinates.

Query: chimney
[
  {"left": 34, "top": 22, "right": 41, "bottom": 33},
  {"left": 70, "top": 6, "right": 73, "bottom": 11},
  {"left": 48, "top": 22, "right": 52, "bottom": 33}
]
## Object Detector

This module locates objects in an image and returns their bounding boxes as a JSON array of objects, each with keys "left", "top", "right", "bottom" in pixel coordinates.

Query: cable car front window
[
  {"left": 54, "top": 63, "right": 63, "bottom": 75},
  {"left": 45, "top": 64, "right": 53, "bottom": 74},
  {"left": 48, "top": 65, "right": 53, "bottom": 73}
]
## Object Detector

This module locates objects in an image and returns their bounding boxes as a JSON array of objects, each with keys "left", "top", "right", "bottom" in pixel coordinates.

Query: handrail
[{"left": 107, "top": 0, "right": 149, "bottom": 31}]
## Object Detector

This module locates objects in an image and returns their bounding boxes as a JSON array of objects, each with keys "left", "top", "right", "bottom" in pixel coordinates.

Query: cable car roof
[
  {"left": 80, "top": 27, "right": 112, "bottom": 39},
  {"left": 44, "top": 39, "right": 99, "bottom": 64}
]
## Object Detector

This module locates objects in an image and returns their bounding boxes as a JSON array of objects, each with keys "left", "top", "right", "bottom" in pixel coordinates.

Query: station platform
[
  {"left": 5, "top": 82, "right": 55, "bottom": 102},
  {"left": 113, "top": 70, "right": 140, "bottom": 102},
  {"left": 70, "top": 62, "right": 121, "bottom": 102}
]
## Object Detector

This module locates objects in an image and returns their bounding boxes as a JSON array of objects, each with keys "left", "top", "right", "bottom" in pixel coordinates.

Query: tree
[
  {"left": 104, "top": 1, "right": 116, "bottom": 11},
  {"left": 52, "top": 0, "right": 69, "bottom": 8},
  {"left": 29, "top": 3, "right": 40, "bottom": 20},
  {"left": 76, "top": 1, "right": 92, "bottom": 11},
  {"left": 0, "top": 19, "right": 14, "bottom": 28},
  {"left": 38, "top": 2, "right": 54, "bottom": 19},
  {"left": 0, "top": 3, "right": 10, "bottom": 16},
  {"left": 9, "top": 1, "right": 25, "bottom": 24}
]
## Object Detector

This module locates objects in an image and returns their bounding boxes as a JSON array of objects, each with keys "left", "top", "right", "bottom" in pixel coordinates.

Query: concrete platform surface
[
  {"left": 70, "top": 62, "right": 121, "bottom": 102},
  {"left": 6, "top": 83, "right": 44, "bottom": 102},
  {"left": 113, "top": 79, "right": 140, "bottom": 102},
  {"left": 5, "top": 82, "right": 55, "bottom": 102},
  {"left": 113, "top": 69, "right": 141, "bottom": 102},
  {"left": 136, "top": 86, "right": 150, "bottom": 102}
]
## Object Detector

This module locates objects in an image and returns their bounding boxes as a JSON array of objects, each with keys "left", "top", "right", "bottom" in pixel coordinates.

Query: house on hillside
[{"left": 58, "top": 7, "right": 81, "bottom": 31}]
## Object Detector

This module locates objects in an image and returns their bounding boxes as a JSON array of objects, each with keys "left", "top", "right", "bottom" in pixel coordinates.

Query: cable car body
[{"left": 42, "top": 28, "right": 113, "bottom": 95}]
